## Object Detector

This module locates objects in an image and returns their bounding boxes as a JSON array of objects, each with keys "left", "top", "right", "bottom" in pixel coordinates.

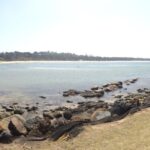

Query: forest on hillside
[{"left": 0, "top": 51, "right": 149, "bottom": 61}]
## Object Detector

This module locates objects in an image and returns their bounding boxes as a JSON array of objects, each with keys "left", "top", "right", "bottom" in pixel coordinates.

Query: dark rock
[
  {"left": 128, "top": 107, "right": 141, "bottom": 114},
  {"left": 63, "top": 111, "right": 72, "bottom": 120},
  {"left": 2, "top": 105, "right": 14, "bottom": 112},
  {"left": 43, "top": 111, "right": 54, "bottom": 119},
  {"left": 39, "top": 96, "right": 46, "bottom": 99},
  {"left": 53, "top": 112, "right": 62, "bottom": 118},
  {"left": 91, "top": 86, "right": 99, "bottom": 91},
  {"left": 110, "top": 98, "right": 140, "bottom": 116},
  {"left": 137, "top": 89, "right": 144, "bottom": 93},
  {"left": 114, "top": 95, "right": 123, "bottom": 99},
  {"left": 50, "top": 121, "right": 83, "bottom": 141},
  {"left": 81, "top": 90, "right": 104, "bottom": 98},
  {"left": 0, "top": 131, "right": 12, "bottom": 143},
  {"left": 14, "top": 109, "right": 25, "bottom": 115},
  {"left": 124, "top": 78, "right": 138, "bottom": 85},
  {"left": 25, "top": 116, "right": 51, "bottom": 135},
  {"left": 63, "top": 89, "right": 81, "bottom": 97},
  {"left": 25, "top": 116, "right": 43, "bottom": 131},
  {"left": 130, "top": 78, "right": 138, "bottom": 83},
  {"left": 13, "top": 103, "right": 18, "bottom": 105},
  {"left": 26, "top": 106, "right": 38, "bottom": 112},
  {"left": 66, "top": 100, "right": 73, "bottom": 103}
]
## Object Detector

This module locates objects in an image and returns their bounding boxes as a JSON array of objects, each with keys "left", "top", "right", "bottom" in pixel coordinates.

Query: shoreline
[
  {"left": 1, "top": 60, "right": 150, "bottom": 64},
  {"left": 0, "top": 78, "right": 150, "bottom": 144}
]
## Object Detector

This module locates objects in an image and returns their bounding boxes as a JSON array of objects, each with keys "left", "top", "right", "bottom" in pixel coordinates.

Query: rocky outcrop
[
  {"left": 8, "top": 115, "right": 27, "bottom": 136},
  {"left": 63, "top": 81, "right": 125, "bottom": 98},
  {"left": 124, "top": 78, "right": 138, "bottom": 85},
  {"left": 1, "top": 78, "right": 149, "bottom": 143},
  {"left": 63, "top": 90, "right": 81, "bottom": 97},
  {"left": 81, "top": 90, "right": 104, "bottom": 98}
]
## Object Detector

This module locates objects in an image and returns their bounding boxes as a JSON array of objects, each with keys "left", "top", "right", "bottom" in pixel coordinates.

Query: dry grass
[{"left": 1, "top": 109, "right": 150, "bottom": 150}]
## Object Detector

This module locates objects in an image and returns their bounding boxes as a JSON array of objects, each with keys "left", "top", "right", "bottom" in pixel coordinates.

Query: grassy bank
[{"left": 1, "top": 108, "right": 150, "bottom": 150}]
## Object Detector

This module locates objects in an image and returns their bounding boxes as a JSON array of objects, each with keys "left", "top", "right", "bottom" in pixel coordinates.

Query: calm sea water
[{"left": 0, "top": 61, "right": 150, "bottom": 105}]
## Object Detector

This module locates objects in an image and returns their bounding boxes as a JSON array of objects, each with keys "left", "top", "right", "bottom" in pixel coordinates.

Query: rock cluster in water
[{"left": 1, "top": 78, "right": 150, "bottom": 143}]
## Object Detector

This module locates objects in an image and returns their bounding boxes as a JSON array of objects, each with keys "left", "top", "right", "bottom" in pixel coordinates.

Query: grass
[{"left": 1, "top": 108, "right": 150, "bottom": 150}]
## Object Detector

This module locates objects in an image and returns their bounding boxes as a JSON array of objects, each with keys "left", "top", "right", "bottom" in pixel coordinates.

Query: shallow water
[{"left": 0, "top": 61, "right": 150, "bottom": 105}]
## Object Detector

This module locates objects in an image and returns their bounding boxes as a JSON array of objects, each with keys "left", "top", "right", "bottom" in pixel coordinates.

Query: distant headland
[{"left": 0, "top": 51, "right": 150, "bottom": 61}]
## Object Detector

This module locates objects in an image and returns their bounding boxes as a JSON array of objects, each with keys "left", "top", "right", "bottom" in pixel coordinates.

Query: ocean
[{"left": 0, "top": 61, "right": 150, "bottom": 105}]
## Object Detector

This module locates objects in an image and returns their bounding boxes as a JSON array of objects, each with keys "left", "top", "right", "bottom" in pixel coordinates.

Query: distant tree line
[{"left": 0, "top": 51, "right": 149, "bottom": 61}]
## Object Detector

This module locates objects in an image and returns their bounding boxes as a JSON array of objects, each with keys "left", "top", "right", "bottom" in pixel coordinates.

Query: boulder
[
  {"left": 63, "top": 111, "right": 72, "bottom": 120},
  {"left": 25, "top": 116, "right": 43, "bottom": 131},
  {"left": 110, "top": 98, "right": 140, "bottom": 116},
  {"left": 14, "top": 109, "right": 25, "bottom": 115},
  {"left": 91, "top": 109, "right": 111, "bottom": 122},
  {"left": 8, "top": 115, "right": 27, "bottom": 136},
  {"left": 43, "top": 111, "right": 54, "bottom": 119},
  {"left": 25, "top": 115, "right": 51, "bottom": 135}
]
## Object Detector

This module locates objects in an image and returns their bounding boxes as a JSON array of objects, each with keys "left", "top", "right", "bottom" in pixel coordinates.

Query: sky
[{"left": 0, "top": 0, "right": 150, "bottom": 57}]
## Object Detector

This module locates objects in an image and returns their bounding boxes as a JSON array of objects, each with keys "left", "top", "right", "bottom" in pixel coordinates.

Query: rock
[
  {"left": 81, "top": 90, "right": 104, "bottom": 98},
  {"left": 104, "top": 85, "right": 119, "bottom": 92},
  {"left": 0, "top": 111, "right": 11, "bottom": 120},
  {"left": 8, "top": 115, "right": 27, "bottom": 136},
  {"left": 130, "top": 78, "right": 138, "bottom": 83},
  {"left": 94, "top": 89, "right": 104, "bottom": 94},
  {"left": 51, "top": 121, "right": 83, "bottom": 141},
  {"left": 0, "top": 124, "right": 4, "bottom": 133},
  {"left": 124, "top": 78, "right": 138, "bottom": 85},
  {"left": 25, "top": 116, "right": 43, "bottom": 131},
  {"left": 114, "top": 95, "right": 123, "bottom": 99},
  {"left": 72, "top": 101, "right": 107, "bottom": 115},
  {"left": 14, "top": 109, "right": 25, "bottom": 115},
  {"left": 91, "top": 86, "right": 99, "bottom": 91},
  {"left": 50, "top": 117, "right": 67, "bottom": 128},
  {"left": 2, "top": 105, "right": 14, "bottom": 112},
  {"left": 102, "top": 82, "right": 123, "bottom": 92},
  {"left": 13, "top": 102, "right": 18, "bottom": 105},
  {"left": 25, "top": 116, "right": 51, "bottom": 135},
  {"left": 0, "top": 117, "right": 11, "bottom": 131},
  {"left": 110, "top": 98, "right": 140, "bottom": 116},
  {"left": 91, "top": 109, "right": 111, "bottom": 122},
  {"left": 26, "top": 106, "right": 38, "bottom": 112},
  {"left": 39, "top": 96, "right": 46, "bottom": 99},
  {"left": 137, "top": 89, "right": 144, "bottom": 93},
  {"left": 63, "top": 89, "right": 81, "bottom": 97},
  {"left": 53, "top": 112, "right": 62, "bottom": 118},
  {"left": 66, "top": 100, "right": 73, "bottom": 103},
  {"left": 43, "top": 111, "right": 54, "bottom": 119},
  {"left": 0, "top": 131, "right": 12, "bottom": 143},
  {"left": 63, "top": 111, "right": 72, "bottom": 120}
]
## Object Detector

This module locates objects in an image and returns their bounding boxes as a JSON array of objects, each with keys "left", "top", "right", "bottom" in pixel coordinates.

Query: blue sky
[{"left": 0, "top": 0, "right": 150, "bottom": 57}]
